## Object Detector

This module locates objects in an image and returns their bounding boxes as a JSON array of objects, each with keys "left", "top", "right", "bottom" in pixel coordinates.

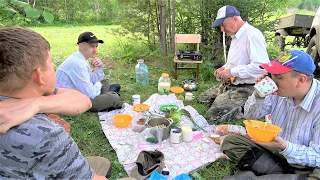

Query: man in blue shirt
[
  {"left": 222, "top": 50, "right": 320, "bottom": 179},
  {"left": 56, "top": 32, "right": 121, "bottom": 112}
]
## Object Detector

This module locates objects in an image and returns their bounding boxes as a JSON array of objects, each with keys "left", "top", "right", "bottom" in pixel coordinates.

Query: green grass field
[{"left": 30, "top": 25, "right": 235, "bottom": 180}]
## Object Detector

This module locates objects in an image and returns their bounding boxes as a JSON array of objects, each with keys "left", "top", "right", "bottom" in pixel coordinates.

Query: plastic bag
[
  {"left": 149, "top": 171, "right": 167, "bottom": 180},
  {"left": 173, "top": 174, "right": 192, "bottom": 180},
  {"left": 214, "top": 124, "right": 246, "bottom": 136}
]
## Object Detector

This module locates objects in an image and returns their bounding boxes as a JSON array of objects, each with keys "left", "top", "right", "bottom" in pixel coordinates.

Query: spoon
[
  {"left": 263, "top": 122, "right": 267, "bottom": 130},
  {"left": 247, "top": 120, "right": 259, "bottom": 128}
]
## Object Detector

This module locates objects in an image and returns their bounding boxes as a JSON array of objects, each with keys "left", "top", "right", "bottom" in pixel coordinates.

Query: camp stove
[{"left": 176, "top": 50, "right": 202, "bottom": 60}]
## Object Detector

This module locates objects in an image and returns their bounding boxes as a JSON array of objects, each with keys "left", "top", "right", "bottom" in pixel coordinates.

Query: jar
[
  {"left": 170, "top": 127, "right": 182, "bottom": 144},
  {"left": 132, "top": 94, "right": 141, "bottom": 105},
  {"left": 181, "top": 125, "right": 193, "bottom": 142},
  {"left": 158, "top": 73, "right": 171, "bottom": 93}
]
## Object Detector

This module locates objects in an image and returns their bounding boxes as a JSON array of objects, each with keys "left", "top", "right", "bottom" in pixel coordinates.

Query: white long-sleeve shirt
[
  {"left": 225, "top": 22, "right": 270, "bottom": 85},
  {"left": 244, "top": 79, "right": 320, "bottom": 167},
  {"left": 56, "top": 51, "right": 104, "bottom": 99}
]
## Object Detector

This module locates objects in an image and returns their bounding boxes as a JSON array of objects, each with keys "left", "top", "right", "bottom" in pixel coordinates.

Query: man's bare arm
[{"left": 0, "top": 88, "right": 92, "bottom": 133}]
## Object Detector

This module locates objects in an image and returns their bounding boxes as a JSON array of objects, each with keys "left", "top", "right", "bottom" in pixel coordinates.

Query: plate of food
[
  {"left": 160, "top": 104, "right": 179, "bottom": 113},
  {"left": 132, "top": 104, "right": 150, "bottom": 112}
]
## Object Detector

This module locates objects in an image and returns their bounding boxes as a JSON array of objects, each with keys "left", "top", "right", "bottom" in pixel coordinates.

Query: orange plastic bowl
[
  {"left": 244, "top": 120, "right": 282, "bottom": 142},
  {"left": 170, "top": 86, "right": 184, "bottom": 94},
  {"left": 132, "top": 104, "right": 150, "bottom": 112},
  {"left": 112, "top": 114, "right": 133, "bottom": 128}
]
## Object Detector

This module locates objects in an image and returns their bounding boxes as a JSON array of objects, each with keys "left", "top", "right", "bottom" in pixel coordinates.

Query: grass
[{"left": 30, "top": 25, "right": 234, "bottom": 180}]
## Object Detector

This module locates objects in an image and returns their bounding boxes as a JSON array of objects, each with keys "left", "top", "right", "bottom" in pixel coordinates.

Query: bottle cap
[
  {"left": 137, "top": 59, "right": 144, "bottom": 63},
  {"left": 161, "top": 73, "right": 169, "bottom": 78}
]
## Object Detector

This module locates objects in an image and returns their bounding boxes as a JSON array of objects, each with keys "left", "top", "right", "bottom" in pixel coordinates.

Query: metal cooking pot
[
  {"left": 147, "top": 117, "right": 172, "bottom": 141},
  {"left": 182, "top": 78, "right": 198, "bottom": 91}
]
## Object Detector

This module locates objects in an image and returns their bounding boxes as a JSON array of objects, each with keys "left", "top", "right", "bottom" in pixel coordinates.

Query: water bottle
[{"left": 135, "top": 59, "right": 149, "bottom": 85}]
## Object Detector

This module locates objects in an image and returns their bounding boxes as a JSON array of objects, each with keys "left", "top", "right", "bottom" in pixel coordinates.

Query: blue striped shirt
[
  {"left": 56, "top": 51, "right": 104, "bottom": 99},
  {"left": 244, "top": 79, "right": 320, "bottom": 167}
]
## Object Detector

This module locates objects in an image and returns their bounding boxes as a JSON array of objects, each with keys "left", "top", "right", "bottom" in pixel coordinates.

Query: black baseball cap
[{"left": 77, "top": 32, "right": 104, "bottom": 44}]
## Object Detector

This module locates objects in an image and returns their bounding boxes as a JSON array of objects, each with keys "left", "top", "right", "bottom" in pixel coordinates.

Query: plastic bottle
[
  {"left": 135, "top": 59, "right": 149, "bottom": 85},
  {"left": 158, "top": 73, "right": 171, "bottom": 93}
]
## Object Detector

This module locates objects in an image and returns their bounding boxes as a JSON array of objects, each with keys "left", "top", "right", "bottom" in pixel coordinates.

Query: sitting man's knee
[{"left": 222, "top": 134, "right": 243, "bottom": 147}]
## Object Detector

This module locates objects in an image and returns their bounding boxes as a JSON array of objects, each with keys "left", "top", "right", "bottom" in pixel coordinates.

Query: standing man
[
  {"left": 222, "top": 50, "right": 320, "bottom": 179},
  {"left": 56, "top": 32, "right": 121, "bottom": 112},
  {"left": 199, "top": 5, "right": 270, "bottom": 122}
]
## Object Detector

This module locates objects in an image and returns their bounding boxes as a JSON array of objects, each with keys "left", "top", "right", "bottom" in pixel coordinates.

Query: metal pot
[
  {"left": 146, "top": 117, "right": 172, "bottom": 141},
  {"left": 182, "top": 78, "right": 198, "bottom": 91}
]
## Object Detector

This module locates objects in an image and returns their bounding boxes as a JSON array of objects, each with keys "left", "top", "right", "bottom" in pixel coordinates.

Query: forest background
[{"left": 1, "top": 0, "right": 320, "bottom": 179}]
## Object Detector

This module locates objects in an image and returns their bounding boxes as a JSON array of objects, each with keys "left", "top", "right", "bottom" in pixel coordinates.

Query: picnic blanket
[{"left": 98, "top": 93, "right": 224, "bottom": 179}]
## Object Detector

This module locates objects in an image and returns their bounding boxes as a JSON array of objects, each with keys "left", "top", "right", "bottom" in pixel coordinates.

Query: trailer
[{"left": 274, "top": 14, "right": 314, "bottom": 51}]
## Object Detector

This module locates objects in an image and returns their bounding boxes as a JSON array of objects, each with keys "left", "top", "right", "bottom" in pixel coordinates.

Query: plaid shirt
[{"left": 245, "top": 79, "right": 320, "bottom": 167}]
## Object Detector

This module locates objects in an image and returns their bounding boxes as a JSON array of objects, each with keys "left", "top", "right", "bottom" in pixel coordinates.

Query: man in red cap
[{"left": 222, "top": 50, "right": 320, "bottom": 179}]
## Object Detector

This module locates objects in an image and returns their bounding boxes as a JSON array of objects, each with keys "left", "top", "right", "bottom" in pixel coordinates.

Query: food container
[
  {"left": 181, "top": 125, "right": 193, "bottom": 142},
  {"left": 169, "top": 127, "right": 182, "bottom": 144},
  {"left": 132, "top": 95, "right": 141, "bottom": 105},
  {"left": 132, "top": 113, "right": 148, "bottom": 133},
  {"left": 146, "top": 117, "right": 172, "bottom": 141}
]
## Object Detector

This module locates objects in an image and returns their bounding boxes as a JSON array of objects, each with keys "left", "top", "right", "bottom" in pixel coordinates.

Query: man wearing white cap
[{"left": 199, "top": 5, "right": 270, "bottom": 122}]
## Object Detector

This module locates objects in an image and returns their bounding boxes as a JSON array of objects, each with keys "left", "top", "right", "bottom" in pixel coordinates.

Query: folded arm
[{"left": 0, "top": 88, "right": 92, "bottom": 133}]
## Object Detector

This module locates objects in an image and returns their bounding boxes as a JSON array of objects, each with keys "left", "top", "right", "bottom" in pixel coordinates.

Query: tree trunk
[
  {"left": 93, "top": 0, "right": 100, "bottom": 13},
  {"left": 159, "top": 0, "right": 167, "bottom": 56},
  {"left": 167, "top": 0, "right": 172, "bottom": 53},
  {"left": 64, "top": 0, "right": 69, "bottom": 21},
  {"left": 170, "top": 0, "right": 175, "bottom": 53},
  {"left": 147, "top": 0, "right": 151, "bottom": 46}
]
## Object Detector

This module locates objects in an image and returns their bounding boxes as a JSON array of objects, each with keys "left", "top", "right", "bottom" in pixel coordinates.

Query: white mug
[
  {"left": 185, "top": 92, "right": 195, "bottom": 101},
  {"left": 254, "top": 76, "right": 278, "bottom": 97},
  {"left": 132, "top": 95, "right": 141, "bottom": 105}
]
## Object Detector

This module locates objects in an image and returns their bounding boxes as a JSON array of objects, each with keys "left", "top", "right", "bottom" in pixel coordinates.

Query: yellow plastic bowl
[
  {"left": 112, "top": 114, "right": 133, "bottom": 128},
  {"left": 244, "top": 120, "right": 282, "bottom": 142}
]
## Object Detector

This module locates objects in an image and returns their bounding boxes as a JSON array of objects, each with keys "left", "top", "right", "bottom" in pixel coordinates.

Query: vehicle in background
[
  {"left": 306, "top": 7, "right": 320, "bottom": 72},
  {"left": 274, "top": 14, "right": 314, "bottom": 51}
]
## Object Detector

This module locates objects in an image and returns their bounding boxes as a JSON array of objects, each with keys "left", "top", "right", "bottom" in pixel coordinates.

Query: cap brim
[
  {"left": 260, "top": 61, "right": 293, "bottom": 74},
  {"left": 87, "top": 39, "right": 104, "bottom": 44},
  {"left": 212, "top": 18, "right": 226, "bottom": 27}
]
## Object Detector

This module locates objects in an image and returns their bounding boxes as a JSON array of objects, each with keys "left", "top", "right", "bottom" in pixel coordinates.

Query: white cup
[
  {"left": 185, "top": 92, "right": 195, "bottom": 101},
  {"left": 254, "top": 76, "right": 278, "bottom": 97},
  {"left": 132, "top": 95, "right": 140, "bottom": 105}
]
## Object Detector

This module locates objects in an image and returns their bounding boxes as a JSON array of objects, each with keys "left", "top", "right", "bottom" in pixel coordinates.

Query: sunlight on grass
[{"left": 32, "top": 25, "right": 234, "bottom": 179}]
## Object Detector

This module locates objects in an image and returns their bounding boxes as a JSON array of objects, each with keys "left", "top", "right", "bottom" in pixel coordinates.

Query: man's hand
[
  {"left": 214, "top": 67, "right": 225, "bottom": 78},
  {"left": 252, "top": 136, "right": 287, "bottom": 151},
  {"left": 0, "top": 98, "right": 39, "bottom": 134},
  {"left": 256, "top": 74, "right": 268, "bottom": 83},
  {"left": 218, "top": 69, "right": 232, "bottom": 81},
  {"left": 92, "top": 57, "right": 104, "bottom": 68}
]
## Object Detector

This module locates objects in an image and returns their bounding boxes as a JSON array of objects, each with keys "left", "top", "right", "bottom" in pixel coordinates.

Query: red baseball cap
[{"left": 260, "top": 50, "right": 315, "bottom": 76}]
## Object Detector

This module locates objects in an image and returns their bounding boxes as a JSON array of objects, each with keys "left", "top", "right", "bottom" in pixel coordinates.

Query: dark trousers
[{"left": 221, "top": 134, "right": 320, "bottom": 179}]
